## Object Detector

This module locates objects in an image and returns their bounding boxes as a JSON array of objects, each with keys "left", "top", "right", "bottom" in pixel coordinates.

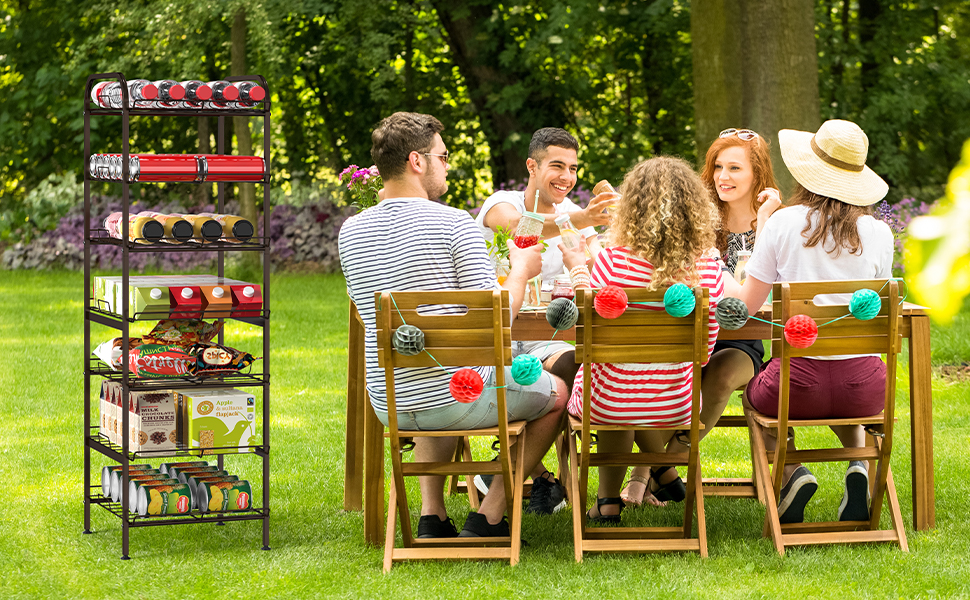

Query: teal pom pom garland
[
  {"left": 511, "top": 354, "right": 544, "bottom": 386},
  {"left": 663, "top": 283, "right": 695, "bottom": 318},
  {"left": 849, "top": 288, "right": 881, "bottom": 321}
]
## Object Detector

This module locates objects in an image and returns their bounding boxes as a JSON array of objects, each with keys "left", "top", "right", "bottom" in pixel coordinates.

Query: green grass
[{"left": 2, "top": 270, "right": 970, "bottom": 599}]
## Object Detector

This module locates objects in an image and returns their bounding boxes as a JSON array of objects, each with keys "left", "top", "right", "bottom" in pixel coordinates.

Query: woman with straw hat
[{"left": 731, "top": 119, "right": 895, "bottom": 525}]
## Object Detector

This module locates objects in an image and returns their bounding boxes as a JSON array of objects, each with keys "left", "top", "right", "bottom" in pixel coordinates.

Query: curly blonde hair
[{"left": 609, "top": 156, "right": 720, "bottom": 289}]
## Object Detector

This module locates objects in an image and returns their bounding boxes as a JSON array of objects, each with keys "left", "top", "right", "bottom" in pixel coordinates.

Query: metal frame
[{"left": 82, "top": 72, "right": 272, "bottom": 559}]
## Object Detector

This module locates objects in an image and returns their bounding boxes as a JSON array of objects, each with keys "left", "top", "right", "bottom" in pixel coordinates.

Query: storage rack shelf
[{"left": 83, "top": 72, "right": 272, "bottom": 559}]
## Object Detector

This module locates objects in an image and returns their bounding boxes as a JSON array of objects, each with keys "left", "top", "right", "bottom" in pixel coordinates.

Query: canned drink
[
  {"left": 101, "top": 464, "right": 153, "bottom": 497},
  {"left": 187, "top": 474, "right": 238, "bottom": 509},
  {"left": 158, "top": 460, "right": 209, "bottom": 476},
  {"left": 128, "top": 477, "right": 179, "bottom": 511},
  {"left": 136, "top": 482, "right": 195, "bottom": 516},
  {"left": 173, "top": 465, "right": 220, "bottom": 484},
  {"left": 184, "top": 470, "right": 231, "bottom": 490},
  {"left": 110, "top": 468, "right": 161, "bottom": 502},
  {"left": 198, "top": 480, "right": 252, "bottom": 513}
]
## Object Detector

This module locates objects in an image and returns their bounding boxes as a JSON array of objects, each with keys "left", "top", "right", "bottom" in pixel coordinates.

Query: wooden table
[{"left": 345, "top": 300, "right": 935, "bottom": 545}]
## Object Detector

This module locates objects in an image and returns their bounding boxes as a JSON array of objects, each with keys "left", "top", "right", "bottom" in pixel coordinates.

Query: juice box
[{"left": 177, "top": 389, "right": 256, "bottom": 455}]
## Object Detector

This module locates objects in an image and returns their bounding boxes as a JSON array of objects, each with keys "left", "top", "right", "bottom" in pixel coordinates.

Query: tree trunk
[
  {"left": 692, "top": 0, "right": 820, "bottom": 195},
  {"left": 430, "top": 1, "right": 553, "bottom": 186},
  {"left": 232, "top": 8, "right": 257, "bottom": 228},
  {"left": 859, "top": 0, "right": 881, "bottom": 95}
]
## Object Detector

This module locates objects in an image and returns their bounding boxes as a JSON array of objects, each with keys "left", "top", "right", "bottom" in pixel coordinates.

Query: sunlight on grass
[{"left": 2, "top": 271, "right": 970, "bottom": 599}]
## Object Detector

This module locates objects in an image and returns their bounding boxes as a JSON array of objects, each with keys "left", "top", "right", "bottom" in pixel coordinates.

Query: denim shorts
[
  {"left": 514, "top": 339, "right": 575, "bottom": 363},
  {"left": 374, "top": 367, "right": 557, "bottom": 431}
]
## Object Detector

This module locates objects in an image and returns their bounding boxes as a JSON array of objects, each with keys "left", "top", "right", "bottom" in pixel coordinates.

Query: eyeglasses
[
  {"left": 422, "top": 151, "right": 450, "bottom": 165},
  {"left": 719, "top": 128, "right": 759, "bottom": 141}
]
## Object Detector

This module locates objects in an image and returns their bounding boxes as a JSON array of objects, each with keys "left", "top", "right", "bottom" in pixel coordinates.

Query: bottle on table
[
  {"left": 554, "top": 213, "right": 591, "bottom": 260},
  {"left": 551, "top": 275, "right": 575, "bottom": 301},
  {"left": 734, "top": 250, "right": 752, "bottom": 284}
]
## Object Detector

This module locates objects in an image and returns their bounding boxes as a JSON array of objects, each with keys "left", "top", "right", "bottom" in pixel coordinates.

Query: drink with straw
[{"left": 514, "top": 210, "right": 545, "bottom": 248}]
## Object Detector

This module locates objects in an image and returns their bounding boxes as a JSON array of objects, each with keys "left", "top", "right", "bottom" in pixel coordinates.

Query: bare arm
[
  {"left": 502, "top": 239, "right": 543, "bottom": 318},
  {"left": 738, "top": 276, "right": 773, "bottom": 315}
]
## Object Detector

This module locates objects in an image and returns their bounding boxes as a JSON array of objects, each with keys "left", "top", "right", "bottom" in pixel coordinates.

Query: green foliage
[
  {"left": 0, "top": 172, "right": 81, "bottom": 243},
  {"left": 485, "top": 224, "right": 513, "bottom": 261},
  {"left": 815, "top": 0, "right": 970, "bottom": 204},
  {"left": 905, "top": 138, "right": 970, "bottom": 323}
]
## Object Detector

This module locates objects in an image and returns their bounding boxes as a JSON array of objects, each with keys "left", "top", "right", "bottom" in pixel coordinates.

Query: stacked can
[{"left": 88, "top": 154, "right": 265, "bottom": 183}]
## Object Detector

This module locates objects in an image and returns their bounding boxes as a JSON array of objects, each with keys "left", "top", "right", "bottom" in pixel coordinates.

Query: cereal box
[{"left": 177, "top": 388, "right": 255, "bottom": 455}]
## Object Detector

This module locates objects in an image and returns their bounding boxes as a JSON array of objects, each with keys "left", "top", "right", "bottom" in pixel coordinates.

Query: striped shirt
[
  {"left": 338, "top": 197, "right": 499, "bottom": 413},
  {"left": 567, "top": 246, "right": 724, "bottom": 427}
]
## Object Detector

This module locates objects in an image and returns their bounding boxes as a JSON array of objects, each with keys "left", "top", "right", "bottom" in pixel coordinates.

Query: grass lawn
[{"left": 2, "top": 270, "right": 969, "bottom": 599}]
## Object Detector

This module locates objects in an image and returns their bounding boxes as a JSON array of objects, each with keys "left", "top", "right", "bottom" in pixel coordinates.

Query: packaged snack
[
  {"left": 187, "top": 342, "right": 258, "bottom": 377},
  {"left": 127, "top": 344, "right": 195, "bottom": 378},
  {"left": 176, "top": 388, "right": 256, "bottom": 455},
  {"left": 142, "top": 319, "right": 222, "bottom": 348},
  {"left": 93, "top": 337, "right": 143, "bottom": 371}
]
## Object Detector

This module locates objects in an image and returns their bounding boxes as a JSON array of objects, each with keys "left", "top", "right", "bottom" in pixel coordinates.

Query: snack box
[
  {"left": 100, "top": 382, "right": 178, "bottom": 453},
  {"left": 176, "top": 388, "right": 256, "bottom": 455}
]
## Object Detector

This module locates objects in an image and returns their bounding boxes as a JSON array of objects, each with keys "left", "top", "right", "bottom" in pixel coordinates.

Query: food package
[
  {"left": 176, "top": 388, "right": 256, "bottom": 455},
  {"left": 127, "top": 344, "right": 195, "bottom": 378},
  {"left": 142, "top": 319, "right": 222, "bottom": 348},
  {"left": 186, "top": 342, "right": 258, "bottom": 377}
]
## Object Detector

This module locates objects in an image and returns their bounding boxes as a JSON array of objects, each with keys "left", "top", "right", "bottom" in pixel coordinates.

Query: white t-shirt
[
  {"left": 745, "top": 204, "right": 894, "bottom": 360},
  {"left": 475, "top": 190, "right": 597, "bottom": 283}
]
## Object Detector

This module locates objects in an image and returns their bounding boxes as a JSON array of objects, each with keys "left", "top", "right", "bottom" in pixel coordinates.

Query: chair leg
[
  {"left": 459, "top": 436, "right": 480, "bottom": 510},
  {"left": 555, "top": 431, "right": 570, "bottom": 501},
  {"left": 746, "top": 411, "right": 785, "bottom": 555},
  {"left": 567, "top": 430, "right": 584, "bottom": 562},
  {"left": 383, "top": 479, "right": 398, "bottom": 573},
  {"left": 885, "top": 465, "right": 909, "bottom": 552},
  {"left": 510, "top": 431, "right": 527, "bottom": 566},
  {"left": 694, "top": 460, "right": 708, "bottom": 558}
]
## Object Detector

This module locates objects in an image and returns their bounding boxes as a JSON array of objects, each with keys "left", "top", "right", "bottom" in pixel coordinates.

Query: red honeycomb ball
[
  {"left": 450, "top": 368, "right": 484, "bottom": 403},
  {"left": 594, "top": 285, "right": 629, "bottom": 319},
  {"left": 784, "top": 314, "right": 818, "bottom": 348}
]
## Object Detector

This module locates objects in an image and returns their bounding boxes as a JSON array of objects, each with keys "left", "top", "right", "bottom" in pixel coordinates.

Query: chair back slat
[{"left": 376, "top": 290, "right": 513, "bottom": 369}]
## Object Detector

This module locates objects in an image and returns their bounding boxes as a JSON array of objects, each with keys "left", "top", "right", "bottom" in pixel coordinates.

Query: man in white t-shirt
[{"left": 473, "top": 128, "right": 616, "bottom": 510}]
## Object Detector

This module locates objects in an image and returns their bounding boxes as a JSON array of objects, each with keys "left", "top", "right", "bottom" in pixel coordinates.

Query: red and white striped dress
[{"left": 567, "top": 246, "right": 725, "bottom": 427}]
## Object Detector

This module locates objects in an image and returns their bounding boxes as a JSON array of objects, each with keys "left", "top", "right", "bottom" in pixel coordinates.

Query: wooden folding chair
[
  {"left": 375, "top": 289, "right": 527, "bottom": 571},
  {"left": 568, "top": 287, "right": 710, "bottom": 559},
  {"left": 744, "top": 279, "right": 909, "bottom": 554}
]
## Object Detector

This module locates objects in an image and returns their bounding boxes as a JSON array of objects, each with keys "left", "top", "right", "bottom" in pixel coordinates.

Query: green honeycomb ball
[
  {"left": 715, "top": 297, "right": 749, "bottom": 330},
  {"left": 664, "top": 283, "right": 695, "bottom": 318},
  {"left": 849, "top": 288, "right": 881, "bottom": 321},
  {"left": 511, "top": 354, "right": 543, "bottom": 386},
  {"left": 546, "top": 297, "right": 579, "bottom": 330}
]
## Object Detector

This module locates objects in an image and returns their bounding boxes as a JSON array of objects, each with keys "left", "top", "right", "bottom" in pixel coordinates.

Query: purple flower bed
[
  {"left": 874, "top": 197, "right": 934, "bottom": 273},
  {"left": 1, "top": 195, "right": 356, "bottom": 273}
]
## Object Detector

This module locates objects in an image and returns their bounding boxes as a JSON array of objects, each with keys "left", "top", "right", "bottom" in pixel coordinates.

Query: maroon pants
[{"left": 747, "top": 356, "right": 886, "bottom": 419}]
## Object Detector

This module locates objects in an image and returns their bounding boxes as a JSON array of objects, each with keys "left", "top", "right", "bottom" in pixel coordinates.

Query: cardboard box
[
  {"left": 100, "top": 382, "right": 178, "bottom": 453},
  {"left": 176, "top": 388, "right": 256, "bottom": 455}
]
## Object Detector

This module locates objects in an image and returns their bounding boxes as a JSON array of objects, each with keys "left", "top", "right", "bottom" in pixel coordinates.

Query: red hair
[{"left": 699, "top": 133, "right": 778, "bottom": 254}]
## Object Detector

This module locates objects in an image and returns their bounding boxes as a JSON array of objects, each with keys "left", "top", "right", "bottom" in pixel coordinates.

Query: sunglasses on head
[{"left": 719, "top": 128, "right": 759, "bottom": 141}]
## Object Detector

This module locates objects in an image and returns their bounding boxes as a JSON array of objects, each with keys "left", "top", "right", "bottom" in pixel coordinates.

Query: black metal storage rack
[{"left": 82, "top": 73, "right": 271, "bottom": 559}]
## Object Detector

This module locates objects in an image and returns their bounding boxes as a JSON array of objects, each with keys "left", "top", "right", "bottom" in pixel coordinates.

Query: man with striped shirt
[{"left": 338, "top": 112, "right": 568, "bottom": 539}]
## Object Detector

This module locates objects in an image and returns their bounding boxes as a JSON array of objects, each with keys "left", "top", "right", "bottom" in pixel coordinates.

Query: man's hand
[
  {"left": 506, "top": 239, "right": 543, "bottom": 279},
  {"left": 573, "top": 192, "right": 616, "bottom": 229},
  {"left": 559, "top": 237, "right": 591, "bottom": 271}
]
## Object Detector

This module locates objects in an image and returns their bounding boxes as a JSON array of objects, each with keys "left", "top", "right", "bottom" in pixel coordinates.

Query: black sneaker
[
  {"left": 458, "top": 512, "right": 510, "bottom": 537},
  {"left": 525, "top": 472, "right": 567, "bottom": 515},
  {"left": 777, "top": 465, "right": 818, "bottom": 524},
  {"left": 417, "top": 515, "right": 459, "bottom": 538},
  {"left": 838, "top": 461, "right": 871, "bottom": 521}
]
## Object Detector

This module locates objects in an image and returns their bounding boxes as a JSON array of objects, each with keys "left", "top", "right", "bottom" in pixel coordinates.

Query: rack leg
[
  {"left": 83, "top": 445, "right": 92, "bottom": 534},
  {"left": 262, "top": 451, "right": 270, "bottom": 550},
  {"left": 216, "top": 454, "right": 226, "bottom": 526},
  {"left": 121, "top": 517, "right": 130, "bottom": 560}
]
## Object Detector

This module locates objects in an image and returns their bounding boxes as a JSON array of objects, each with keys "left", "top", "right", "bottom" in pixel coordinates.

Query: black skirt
[{"left": 711, "top": 339, "right": 765, "bottom": 372}]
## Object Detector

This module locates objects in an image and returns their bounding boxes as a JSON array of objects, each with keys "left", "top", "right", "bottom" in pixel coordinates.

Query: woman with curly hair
[
  {"left": 620, "top": 129, "right": 782, "bottom": 507},
  {"left": 560, "top": 156, "right": 726, "bottom": 523}
]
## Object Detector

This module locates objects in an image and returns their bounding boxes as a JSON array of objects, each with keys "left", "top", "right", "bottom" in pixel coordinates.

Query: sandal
[
  {"left": 620, "top": 474, "right": 651, "bottom": 508},
  {"left": 649, "top": 466, "right": 687, "bottom": 503},
  {"left": 586, "top": 496, "right": 625, "bottom": 525}
]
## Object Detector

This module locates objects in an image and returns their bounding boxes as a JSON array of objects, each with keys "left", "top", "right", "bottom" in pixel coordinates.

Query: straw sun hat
[{"left": 778, "top": 119, "right": 888, "bottom": 206}]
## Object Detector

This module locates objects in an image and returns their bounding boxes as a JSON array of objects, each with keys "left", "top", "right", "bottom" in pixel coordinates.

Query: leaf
[{"left": 904, "top": 138, "right": 970, "bottom": 323}]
